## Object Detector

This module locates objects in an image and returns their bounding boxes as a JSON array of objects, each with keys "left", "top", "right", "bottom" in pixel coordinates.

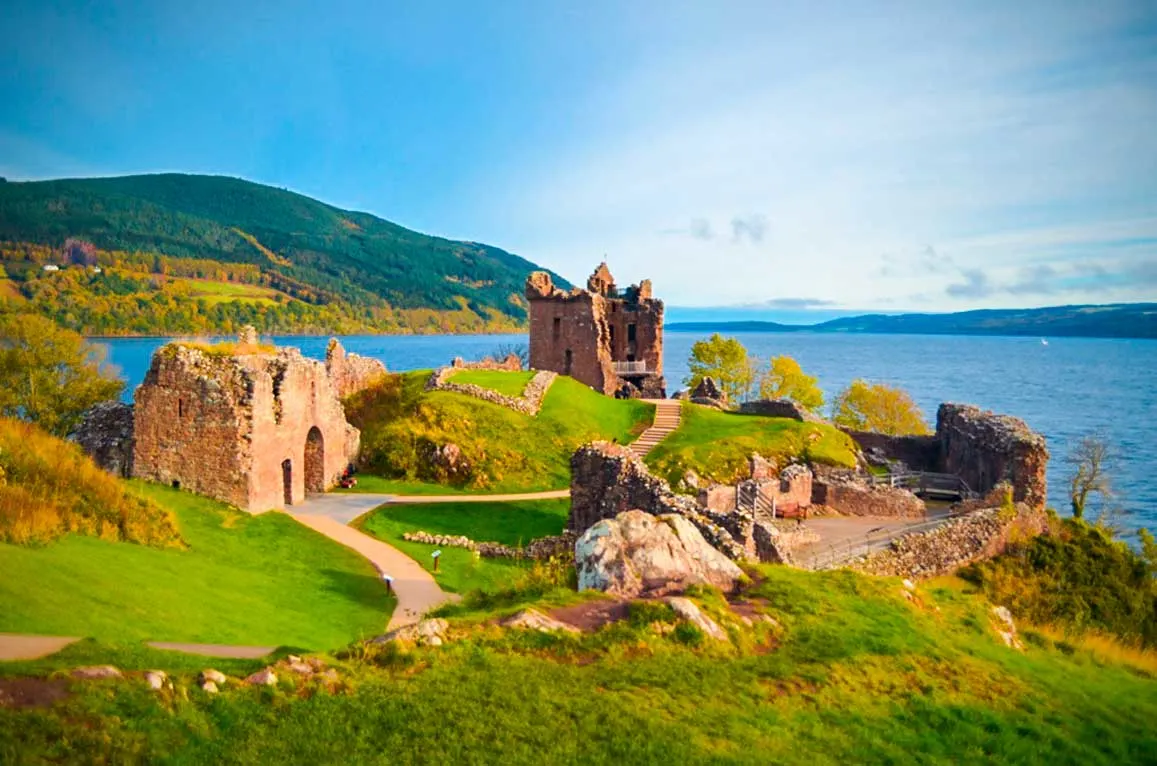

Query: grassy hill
[
  {"left": 0, "top": 174, "right": 569, "bottom": 334},
  {"left": 346, "top": 371, "right": 655, "bottom": 492}
]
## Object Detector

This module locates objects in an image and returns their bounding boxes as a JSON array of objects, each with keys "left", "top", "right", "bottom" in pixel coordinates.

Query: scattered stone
[
  {"left": 71, "top": 665, "right": 122, "bottom": 680},
  {"left": 144, "top": 671, "right": 166, "bottom": 691},
  {"left": 200, "top": 669, "right": 227, "bottom": 686},
  {"left": 372, "top": 618, "right": 449, "bottom": 646},
  {"left": 902, "top": 579, "right": 916, "bottom": 592},
  {"left": 244, "top": 668, "right": 277, "bottom": 686},
  {"left": 286, "top": 661, "right": 314, "bottom": 676},
  {"left": 665, "top": 597, "right": 728, "bottom": 641},
  {"left": 991, "top": 605, "right": 1023, "bottom": 650},
  {"left": 501, "top": 608, "right": 581, "bottom": 634},
  {"left": 286, "top": 655, "right": 302, "bottom": 664},
  {"left": 575, "top": 510, "right": 744, "bottom": 598},
  {"left": 200, "top": 681, "right": 219, "bottom": 694}
]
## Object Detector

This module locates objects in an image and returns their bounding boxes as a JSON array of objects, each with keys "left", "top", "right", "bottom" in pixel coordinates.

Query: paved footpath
[{"left": 0, "top": 634, "right": 82, "bottom": 661}]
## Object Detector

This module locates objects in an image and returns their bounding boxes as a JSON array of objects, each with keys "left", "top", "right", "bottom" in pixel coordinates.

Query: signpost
[{"left": 431, "top": 550, "right": 442, "bottom": 572}]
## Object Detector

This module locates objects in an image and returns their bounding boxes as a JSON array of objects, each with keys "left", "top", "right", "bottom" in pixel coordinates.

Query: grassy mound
[
  {"left": 0, "top": 418, "right": 180, "bottom": 547},
  {"left": 4, "top": 566, "right": 1156, "bottom": 763},
  {"left": 346, "top": 371, "right": 654, "bottom": 491},
  {"left": 645, "top": 402, "right": 859, "bottom": 486},
  {"left": 448, "top": 369, "right": 536, "bottom": 397},
  {"left": 0, "top": 483, "right": 391, "bottom": 648},
  {"left": 355, "top": 499, "right": 570, "bottom": 594}
]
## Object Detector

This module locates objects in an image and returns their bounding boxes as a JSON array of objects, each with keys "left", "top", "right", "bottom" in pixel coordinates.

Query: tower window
[{"left": 552, "top": 317, "right": 561, "bottom": 341}]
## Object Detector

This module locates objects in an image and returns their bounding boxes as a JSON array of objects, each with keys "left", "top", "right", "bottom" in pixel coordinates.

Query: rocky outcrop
[
  {"left": 738, "top": 398, "right": 824, "bottom": 423},
  {"left": 73, "top": 401, "right": 135, "bottom": 477},
  {"left": 840, "top": 430, "right": 939, "bottom": 473},
  {"left": 811, "top": 470, "right": 925, "bottom": 518},
  {"left": 325, "top": 339, "right": 387, "bottom": 399},
  {"left": 847, "top": 505, "right": 1047, "bottom": 579},
  {"left": 372, "top": 618, "right": 449, "bottom": 647},
  {"left": 665, "top": 597, "right": 728, "bottom": 641},
  {"left": 575, "top": 510, "right": 744, "bottom": 598},
  {"left": 569, "top": 441, "right": 747, "bottom": 560},
  {"left": 937, "top": 404, "right": 1048, "bottom": 511},
  {"left": 690, "top": 377, "right": 727, "bottom": 408},
  {"left": 422, "top": 442, "right": 472, "bottom": 483},
  {"left": 990, "top": 606, "right": 1023, "bottom": 650},
  {"left": 425, "top": 367, "right": 557, "bottom": 416},
  {"left": 501, "top": 609, "right": 580, "bottom": 633}
]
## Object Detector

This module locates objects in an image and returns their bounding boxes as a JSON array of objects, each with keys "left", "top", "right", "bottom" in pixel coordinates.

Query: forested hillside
[{"left": 0, "top": 174, "right": 566, "bottom": 335}]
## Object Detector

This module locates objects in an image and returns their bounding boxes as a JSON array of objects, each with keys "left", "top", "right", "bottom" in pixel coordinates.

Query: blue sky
[{"left": 2, "top": 0, "right": 1155, "bottom": 318}]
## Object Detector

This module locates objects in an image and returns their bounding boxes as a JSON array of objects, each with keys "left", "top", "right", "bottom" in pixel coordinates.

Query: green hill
[{"left": 0, "top": 174, "right": 568, "bottom": 334}]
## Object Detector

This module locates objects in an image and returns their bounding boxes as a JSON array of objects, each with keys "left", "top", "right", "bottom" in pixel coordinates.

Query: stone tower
[{"left": 525, "top": 262, "right": 665, "bottom": 398}]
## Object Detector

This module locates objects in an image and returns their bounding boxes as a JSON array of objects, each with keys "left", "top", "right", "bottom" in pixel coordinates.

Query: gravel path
[{"left": 0, "top": 634, "right": 81, "bottom": 661}]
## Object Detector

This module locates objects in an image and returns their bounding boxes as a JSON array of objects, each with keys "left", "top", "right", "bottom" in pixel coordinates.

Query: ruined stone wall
[
  {"left": 569, "top": 442, "right": 746, "bottom": 559},
  {"left": 73, "top": 401, "right": 135, "bottom": 478},
  {"left": 848, "top": 506, "right": 1047, "bottom": 580},
  {"left": 425, "top": 367, "right": 557, "bottom": 415},
  {"left": 937, "top": 404, "right": 1048, "bottom": 511},
  {"left": 133, "top": 341, "right": 358, "bottom": 513},
  {"left": 325, "top": 339, "right": 387, "bottom": 399},
  {"left": 841, "top": 430, "right": 940, "bottom": 472},
  {"left": 812, "top": 471, "right": 926, "bottom": 518},
  {"left": 738, "top": 399, "right": 824, "bottom": 423},
  {"left": 449, "top": 354, "right": 522, "bottom": 372}
]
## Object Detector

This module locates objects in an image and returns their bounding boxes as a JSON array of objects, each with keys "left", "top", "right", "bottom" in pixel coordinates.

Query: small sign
[
  {"left": 431, "top": 550, "right": 442, "bottom": 559},
  {"left": 381, "top": 574, "right": 394, "bottom": 584}
]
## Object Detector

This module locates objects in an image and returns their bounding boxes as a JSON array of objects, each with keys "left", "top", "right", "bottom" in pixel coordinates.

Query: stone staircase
[{"left": 629, "top": 399, "right": 683, "bottom": 457}]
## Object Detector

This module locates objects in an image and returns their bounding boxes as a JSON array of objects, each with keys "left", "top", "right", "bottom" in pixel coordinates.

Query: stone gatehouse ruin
[
  {"left": 526, "top": 262, "right": 666, "bottom": 398},
  {"left": 78, "top": 329, "right": 386, "bottom": 513}
]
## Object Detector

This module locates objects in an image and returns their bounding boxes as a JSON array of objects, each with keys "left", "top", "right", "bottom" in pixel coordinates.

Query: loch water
[{"left": 95, "top": 331, "right": 1157, "bottom": 537}]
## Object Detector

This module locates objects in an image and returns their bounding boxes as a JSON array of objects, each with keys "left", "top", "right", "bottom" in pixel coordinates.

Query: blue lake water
[{"left": 93, "top": 331, "right": 1157, "bottom": 537}]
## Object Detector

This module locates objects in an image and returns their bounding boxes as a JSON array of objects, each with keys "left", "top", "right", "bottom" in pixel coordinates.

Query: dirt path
[
  {"left": 146, "top": 642, "right": 275, "bottom": 659},
  {"left": 291, "top": 513, "right": 455, "bottom": 631},
  {"left": 0, "top": 634, "right": 81, "bottom": 661}
]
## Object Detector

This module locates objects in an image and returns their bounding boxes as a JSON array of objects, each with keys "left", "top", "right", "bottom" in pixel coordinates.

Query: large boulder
[
  {"left": 575, "top": 510, "right": 744, "bottom": 598},
  {"left": 690, "top": 377, "right": 728, "bottom": 408}
]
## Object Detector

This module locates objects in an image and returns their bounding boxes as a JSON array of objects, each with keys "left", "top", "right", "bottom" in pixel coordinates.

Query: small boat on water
[{"left": 1040, "top": 338, "right": 1049, "bottom": 346}]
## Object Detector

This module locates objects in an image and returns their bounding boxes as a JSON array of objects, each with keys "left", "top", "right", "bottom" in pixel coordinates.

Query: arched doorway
[
  {"left": 304, "top": 426, "right": 325, "bottom": 494},
  {"left": 282, "top": 459, "right": 293, "bottom": 505}
]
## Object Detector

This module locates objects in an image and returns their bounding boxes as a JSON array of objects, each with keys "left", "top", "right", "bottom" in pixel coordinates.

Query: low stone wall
[
  {"left": 841, "top": 430, "right": 939, "bottom": 472},
  {"left": 847, "top": 505, "right": 1047, "bottom": 579},
  {"left": 325, "top": 339, "right": 387, "bottom": 399},
  {"left": 450, "top": 354, "right": 522, "bottom": 372},
  {"left": 812, "top": 471, "right": 925, "bottom": 518},
  {"left": 738, "top": 398, "right": 824, "bottom": 423},
  {"left": 73, "top": 401, "right": 135, "bottom": 478},
  {"left": 401, "top": 530, "right": 575, "bottom": 560},
  {"left": 426, "top": 368, "right": 557, "bottom": 416}
]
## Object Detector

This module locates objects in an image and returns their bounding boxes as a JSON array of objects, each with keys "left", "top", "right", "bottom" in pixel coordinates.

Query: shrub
[{"left": 0, "top": 417, "right": 182, "bottom": 547}]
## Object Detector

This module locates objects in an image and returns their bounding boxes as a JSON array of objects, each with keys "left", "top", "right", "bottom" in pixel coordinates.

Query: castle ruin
[
  {"left": 525, "top": 262, "right": 665, "bottom": 398},
  {"left": 128, "top": 330, "right": 385, "bottom": 513}
]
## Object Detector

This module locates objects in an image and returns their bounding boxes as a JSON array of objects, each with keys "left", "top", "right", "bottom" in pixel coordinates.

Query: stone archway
[{"left": 304, "top": 426, "right": 325, "bottom": 494}]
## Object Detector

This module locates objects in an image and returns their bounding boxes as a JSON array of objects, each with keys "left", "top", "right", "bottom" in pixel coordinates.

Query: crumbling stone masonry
[
  {"left": 526, "top": 262, "right": 666, "bottom": 398},
  {"left": 72, "top": 401, "right": 135, "bottom": 478},
  {"left": 840, "top": 403, "right": 1049, "bottom": 511},
  {"left": 325, "top": 338, "right": 388, "bottom": 399},
  {"left": 130, "top": 334, "right": 375, "bottom": 512}
]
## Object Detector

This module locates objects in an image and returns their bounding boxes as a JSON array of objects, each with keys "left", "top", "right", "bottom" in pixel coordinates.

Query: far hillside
[
  {"left": 0, "top": 174, "right": 570, "bottom": 335},
  {"left": 345, "top": 370, "right": 654, "bottom": 492}
]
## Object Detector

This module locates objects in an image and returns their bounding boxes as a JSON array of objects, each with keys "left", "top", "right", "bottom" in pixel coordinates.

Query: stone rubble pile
[{"left": 400, "top": 530, "right": 577, "bottom": 560}]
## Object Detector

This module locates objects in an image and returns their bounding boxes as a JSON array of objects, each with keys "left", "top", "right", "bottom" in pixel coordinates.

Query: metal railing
[
  {"left": 611, "top": 360, "right": 649, "bottom": 374},
  {"left": 869, "top": 471, "right": 977, "bottom": 500}
]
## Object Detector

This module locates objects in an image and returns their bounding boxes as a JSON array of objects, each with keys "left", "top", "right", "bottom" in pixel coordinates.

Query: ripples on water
[{"left": 96, "top": 331, "right": 1157, "bottom": 536}]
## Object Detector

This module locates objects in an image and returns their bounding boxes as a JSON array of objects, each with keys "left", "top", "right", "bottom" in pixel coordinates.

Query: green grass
[
  {"left": 354, "top": 499, "right": 569, "bottom": 594},
  {"left": 348, "top": 371, "right": 654, "bottom": 492},
  {"left": 645, "top": 401, "right": 859, "bottom": 486},
  {"left": 448, "top": 369, "right": 536, "bottom": 397},
  {"left": 0, "top": 483, "right": 393, "bottom": 649},
  {"left": 334, "top": 476, "right": 477, "bottom": 495},
  {"left": 3, "top": 566, "right": 1155, "bottom": 763}
]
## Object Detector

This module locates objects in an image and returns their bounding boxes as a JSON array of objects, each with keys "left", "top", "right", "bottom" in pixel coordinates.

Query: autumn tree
[
  {"left": 1066, "top": 434, "right": 1116, "bottom": 520},
  {"left": 831, "top": 379, "right": 930, "bottom": 435},
  {"left": 759, "top": 355, "right": 824, "bottom": 411},
  {"left": 685, "top": 334, "right": 757, "bottom": 403},
  {"left": 0, "top": 313, "right": 123, "bottom": 436}
]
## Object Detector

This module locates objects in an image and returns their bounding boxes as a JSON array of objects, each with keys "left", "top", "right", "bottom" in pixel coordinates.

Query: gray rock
[
  {"left": 575, "top": 510, "right": 744, "bottom": 598},
  {"left": 991, "top": 605, "right": 1023, "bottom": 650},
  {"left": 200, "top": 680, "right": 219, "bottom": 694},
  {"left": 501, "top": 608, "right": 581, "bottom": 634},
  {"left": 71, "top": 665, "right": 122, "bottom": 680},
  {"left": 665, "top": 597, "right": 728, "bottom": 641},
  {"left": 244, "top": 668, "right": 277, "bottom": 686},
  {"left": 145, "top": 670, "right": 166, "bottom": 690},
  {"left": 200, "top": 669, "right": 227, "bottom": 686},
  {"left": 372, "top": 618, "right": 449, "bottom": 646}
]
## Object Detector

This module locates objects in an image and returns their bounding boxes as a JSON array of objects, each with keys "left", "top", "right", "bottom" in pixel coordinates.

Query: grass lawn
[
  {"left": 0, "top": 483, "right": 392, "bottom": 649},
  {"left": 334, "top": 476, "right": 477, "bottom": 496},
  {"left": 645, "top": 401, "right": 859, "bottom": 486},
  {"left": 173, "top": 278, "right": 285, "bottom": 306},
  {"left": 354, "top": 499, "right": 569, "bottom": 594},
  {"left": 4, "top": 566, "right": 1155, "bottom": 763},
  {"left": 348, "top": 371, "right": 654, "bottom": 492},
  {"left": 448, "top": 369, "right": 536, "bottom": 397}
]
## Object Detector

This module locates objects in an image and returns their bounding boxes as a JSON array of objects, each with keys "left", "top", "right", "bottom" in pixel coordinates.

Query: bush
[
  {"left": 0, "top": 417, "right": 182, "bottom": 547},
  {"left": 960, "top": 517, "right": 1157, "bottom": 646}
]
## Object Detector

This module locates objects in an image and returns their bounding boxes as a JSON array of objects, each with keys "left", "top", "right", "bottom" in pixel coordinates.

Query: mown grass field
[
  {"left": 448, "top": 369, "right": 536, "bottom": 397},
  {"left": 355, "top": 499, "right": 570, "bottom": 594},
  {"left": 173, "top": 277, "right": 285, "bottom": 306},
  {"left": 2, "top": 566, "right": 1155, "bottom": 763},
  {"left": 0, "top": 483, "right": 392, "bottom": 649},
  {"left": 348, "top": 371, "right": 654, "bottom": 492},
  {"left": 645, "top": 401, "right": 859, "bottom": 486}
]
